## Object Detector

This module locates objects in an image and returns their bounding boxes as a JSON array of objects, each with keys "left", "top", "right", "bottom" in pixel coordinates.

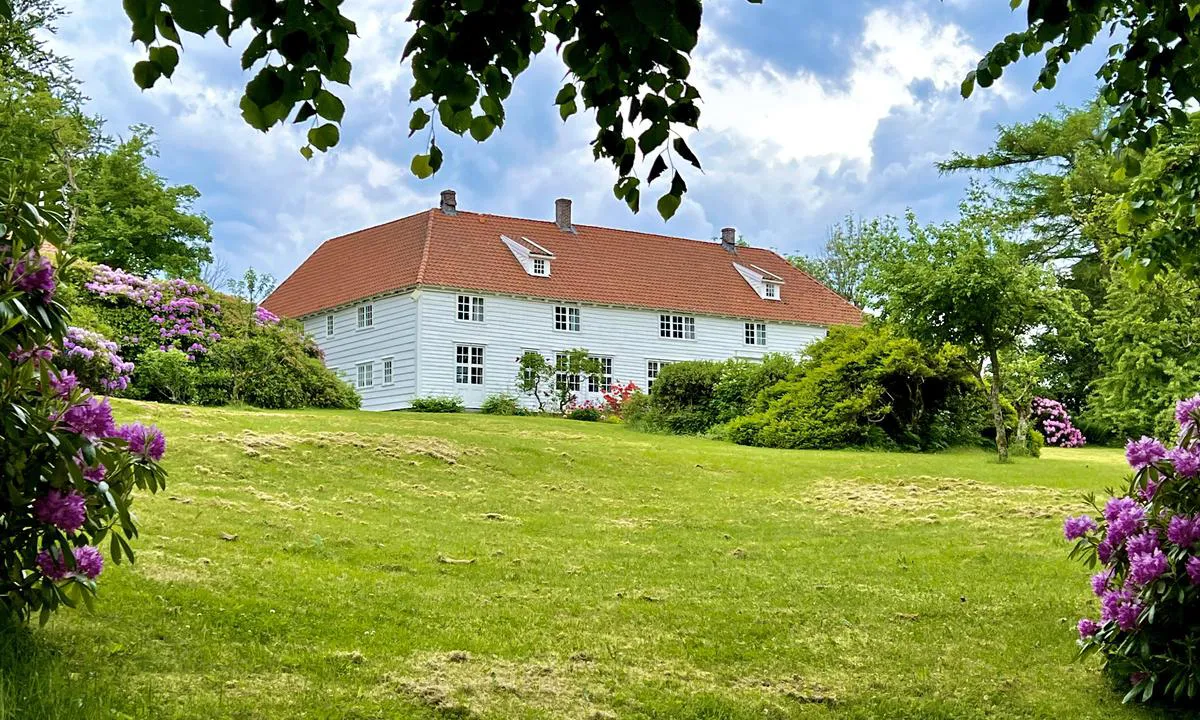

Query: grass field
[{"left": 0, "top": 401, "right": 1174, "bottom": 719}]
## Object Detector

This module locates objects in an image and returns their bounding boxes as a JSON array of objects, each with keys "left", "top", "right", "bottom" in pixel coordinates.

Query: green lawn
[{"left": 0, "top": 401, "right": 1173, "bottom": 719}]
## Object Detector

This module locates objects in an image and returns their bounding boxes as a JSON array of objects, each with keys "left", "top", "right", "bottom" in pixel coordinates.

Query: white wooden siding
[
  {"left": 413, "top": 289, "right": 826, "bottom": 409},
  {"left": 302, "top": 293, "right": 417, "bottom": 410}
]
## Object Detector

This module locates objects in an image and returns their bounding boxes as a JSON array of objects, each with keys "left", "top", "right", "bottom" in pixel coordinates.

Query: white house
[{"left": 261, "top": 191, "right": 862, "bottom": 410}]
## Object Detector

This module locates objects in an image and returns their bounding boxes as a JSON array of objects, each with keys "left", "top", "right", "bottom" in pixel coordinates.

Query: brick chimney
[
  {"left": 555, "top": 198, "right": 574, "bottom": 232},
  {"left": 721, "top": 227, "right": 737, "bottom": 253},
  {"left": 440, "top": 189, "right": 457, "bottom": 215}
]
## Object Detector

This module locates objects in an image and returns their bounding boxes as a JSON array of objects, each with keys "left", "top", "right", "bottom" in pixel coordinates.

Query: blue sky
[{"left": 51, "top": 1, "right": 1105, "bottom": 283}]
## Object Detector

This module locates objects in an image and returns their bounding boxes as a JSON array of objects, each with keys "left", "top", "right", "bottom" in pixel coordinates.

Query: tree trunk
[
  {"left": 1014, "top": 402, "right": 1030, "bottom": 455},
  {"left": 988, "top": 346, "right": 1009, "bottom": 463}
]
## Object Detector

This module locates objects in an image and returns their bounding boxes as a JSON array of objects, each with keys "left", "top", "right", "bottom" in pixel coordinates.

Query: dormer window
[
  {"left": 733, "top": 262, "right": 784, "bottom": 301},
  {"left": 501, "top": 234, "right": 556, "bottom": 277}
]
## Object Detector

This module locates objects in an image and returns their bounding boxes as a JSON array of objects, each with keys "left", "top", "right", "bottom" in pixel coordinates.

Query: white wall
[
  {"left": 302, "top": 293, "right": 417, "bottom": 410},
  {"left": 413, "top": 289, "right": 827, "bottom": 409}
]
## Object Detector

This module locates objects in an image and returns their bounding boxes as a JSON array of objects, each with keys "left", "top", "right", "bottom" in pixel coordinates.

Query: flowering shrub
[
  {"left": 564, "top": 398, "right": 604, "bottom": 421},
  {"left": 84, "top": 264, "right": 221, "bottom": 359},
  {"left": 55, "top": 326, "right": 135, "bottom": 393},
  {"left": 601, "top": 381, "right": 639, "bottom": 417},
  {"left": 1033, "top": 396, "right": 1086, "bottom": 447},
  {"left": 1065, "top": 394, "right": 1200, "bottom": 704},
  {"left": 253, "top": 306, "right": 280, "bottom": 326},
  {"left": 2, "top": 193, "right": 167, "bottom": 623}
]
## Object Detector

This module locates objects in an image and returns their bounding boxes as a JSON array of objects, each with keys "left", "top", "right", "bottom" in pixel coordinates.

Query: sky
[{"left": 50, "top": 1, "right": 1106, "bottom": 283}]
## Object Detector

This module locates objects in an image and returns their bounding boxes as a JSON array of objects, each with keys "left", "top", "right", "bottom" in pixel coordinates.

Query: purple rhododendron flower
[
  {"left": 50, "top": 370, "right": 78, "bottom": 397},
  {"left": 1105, "top": 499, "right": 1147, "bottom": 547},
  {"left": 1115, "top": 602, "right": 1142, "bottom": 632},
  {"left": 1077, "top": 618, "right": 1099, "bottom": 638},
  {"left": 1168, "top": 515, "right": 1200, "bottom": 549},
  {"left": 1129, "top": 549, "right": 1168, "bottom": 586},
  {"left": 1168, "top": 446, "right": 1200, "bottom": 478},
  {"left": 1091, "top": 569, "right": 1113, "bottom": 596},
  {"left": 72, "top": 545, "right": 103, "bottom": 579},
  {"left": 115, "top": 422, "right": 166, "bottom": 462},
  {"left": 1139, "top": 477, "right": 1160, "bottom": 501},
  {"left": 35, "top": 546, "right": 103, "bottom": 581},
  {"left": 1063, "top": 515, "right": 1096, "bottom": 540},
  {"left": 1125, "top": 436, "right": 1167, "bottom": 470},
  {"left": 1188, "top": 556, "right": 1200, "bottom": 585},
  {"left": 1126, "top": 530, "right": 1160, "bottom": 557},
  {"left": 1098, "top": 539, "right": 1115, "bottom": 564},
  {"left": 36, "top": 549, "right": 69, "bottom": 580},
  {"left": 1177, "top": 395, "right": 1200, "bottom": 431},
  {"left": 15, "top": 252, "right": 55, "bottom": 302},
  {"left": 32, "top": 490, "right": 86, "bottom": 533},
  {"left": 62, "top": 397, "right": 115, "bottom": 439}
]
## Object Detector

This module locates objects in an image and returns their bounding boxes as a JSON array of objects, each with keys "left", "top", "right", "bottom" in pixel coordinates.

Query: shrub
[
  {"left": 54, "top": 326, "right": 134, "bottom": 394},
  {"left": 600, "top": 381, "right": 639, "bottom": 418},
  {"left": 1032, "top": 396, "right": 1086, "bottom": 447},
  {"left": 645, "top": 360, "right": 724, "bottom": 434},
  {"left": 730, "top": 325, "right": 990, "bottom": 451},
  {"left": 410, "top": 396, "right": 464, "bottom": 413},
  {"left": 203, "top": 333, "right": 357, "bottom": 410},
  {"left": 567, "top": 407, "right": 602, "bottom": 421},
  {"left": 130, "top": 348, "right": 197, "bottom": 404},
  {"left": 481, "top": 393, "right": 522, "bottom": 415},
  {"left": 2, "top": 198, "right": 165, "bottom": 622},
  {"left": 1064, "top": 395, "right": 1200, "bottom": 705},
  {"left": 711, "top": 354, "right": 797, "bottom": 423}
]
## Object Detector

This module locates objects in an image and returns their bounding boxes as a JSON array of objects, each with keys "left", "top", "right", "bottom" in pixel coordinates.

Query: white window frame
[
  {"left": 554, "top": 305, "right": 580, "bottom": 332},
  {"left": 356, "top": 304, "right": 374, "bottom": 330},
  {"left": 356, "top": 361, "right": 374, "bottom": 389},
  {"left": 457, "top": 295, "right": 484, "bottom": 322},
  {"left": 744, "top": 322, "right": 767, "bottom": 346},
  {"left": 588, "top": 356, "right": 613, "bottom": 394},
  {"left": 647, "top": 359, "right": 674, "bottom": 389},
  {"left": 659, "top": 314, "right": 695, "bottom": 340},
  {"left": 765, "top": 282, "right": 779, "bottom": 300},
  {"left": 325, "top": 314, "right": 335, "bottom": 337},
  {"left": 382, "top": 357, "right": 394, "bottom": 386},
  {"left": 455, "top": 344, "right": 485, "bottom": 385},
  {"left": 531, "top": 257, "right": 549, "bottom": 276},
  {"left": 555, "top": 353, "right": 582, "bottom": 392}
]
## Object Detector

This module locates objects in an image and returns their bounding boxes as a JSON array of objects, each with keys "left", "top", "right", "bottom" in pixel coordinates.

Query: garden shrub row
[
  {"left": 59, "top": 262, "right": 358, "bottom": 410},
  {"left": 630, "top": 325, "right": 1000, "bottom": 452}
]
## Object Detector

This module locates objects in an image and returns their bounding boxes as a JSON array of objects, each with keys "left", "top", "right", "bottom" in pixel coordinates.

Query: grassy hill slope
[{"left": 2, "top": 401, "right": 1165, "bottom": 719}]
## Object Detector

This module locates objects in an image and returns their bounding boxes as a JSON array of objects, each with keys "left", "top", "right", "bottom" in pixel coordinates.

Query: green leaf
[
  {"left": 409, "top": 108, "right": 431, "bottom": 136},
  {"left": 300, "top": 145, "right": 314, "bottom": 160},
  {"left": 961, "top": 70, "right": 976, "bottom": 98},
  {"left": 469, "top": 115, "right": 496, "bottom": 141},
  {"left": 132, "top": 60, "right": 161, "bottom": 89},
  {"left": 657, "top": 192, "right": 681, "bottom": 220},
  {"left": 314, "top": 90, "right": 345, "bottom": 122},
  {"left": 241, "top": 31, "right": 268, "bottom": 69},
  {"left": 155, "top": 11, "right": 181, "bottom": 44},
  {"left": 293, "top": 101, "right": 317, "bottom": 123},
  {"left": 411, "top": 153, "right": 434, "bottom": 179},
  {"left": 554, "top": 83, "right": 577, "bottom": 105},
  {"left": 307, "top": 123, "right": 340, "bottom": 151},
  {"left": 559, "top": 100, "right": 577, "bottom": 121},
  {"left": 673, "top": 137, "right": 701, "bottom": 170},
  {"left": 149, "top": 45, "right": 179, "bottom": 77},
  {"left": 648, "top": 154, "right": 668, "bottom": 184}
]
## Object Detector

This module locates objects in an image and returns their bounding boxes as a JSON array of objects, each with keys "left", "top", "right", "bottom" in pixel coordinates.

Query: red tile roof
[{"left": 262, "top": 207, "right": 863, "bottom": 327}]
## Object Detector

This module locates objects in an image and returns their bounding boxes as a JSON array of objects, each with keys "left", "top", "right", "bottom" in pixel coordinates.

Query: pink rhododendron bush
[
  {"left": 1033, "top": 396, "right": 1086, "bottom": 448},
  {"left": 2, "top": 207, "right": 167, "bottom": 622},
  {"left": 1065, "top": 394, "right": 1200, "bottom": 704}
]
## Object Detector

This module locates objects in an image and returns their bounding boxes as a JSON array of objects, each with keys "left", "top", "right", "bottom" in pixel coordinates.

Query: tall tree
[
  {"left": 867, "top": 213, "right": 1062, "bottom": 463},
  {"left": 72, "top": 125, "right": 213, "bottom": 277},
  {"left": 789, "top": 215, "right": 898, "bottom": 309},
  {"left": 0, "top": 0, "right": 78, "bottom": 100}
]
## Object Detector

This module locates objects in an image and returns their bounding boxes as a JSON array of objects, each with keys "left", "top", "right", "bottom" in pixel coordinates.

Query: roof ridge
[
  {"left": 415, "top": 209, "right": 435, "bottom": 283},
  {"left": 455, "top": 210, "right": 762, "bottom": 252},
  {"left": 320, "top": 208, "right": 436, "bottom": 249}
]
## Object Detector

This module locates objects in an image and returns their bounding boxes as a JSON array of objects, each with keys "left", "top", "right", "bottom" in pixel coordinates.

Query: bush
[
  {"left": 711, "top": 354, "right": 797, "bottom": 423},
  {"left": 2, "top": 190, "right": 165, "bottom": 622},
  {"left": 1032, "top": 396, "right": 1086, "bottom": 447},
  {"left": 481, "top": 393, "right": 522, "bottom": 415},
  {"left": 1064, "top": 395, "right": 1200, "bottom": 706},
  {"left": 202, "top": 333, "right": 358, "bottom": 410},
  {"left": 55, "top": 326, "right": 134, "bottom": 394},
  {"left": 130, "top": 348, "right": 197, "bottom": 404},
  {"left": 567, "top": 407, "right": 602, "bottom": 422},
  {"left": 730, "top": 325, "right": 990, "bottom": 451},
  {"left": 644, "top": 360, "right": 724, "bottom": 434},
  {"left": 410, "top": 396, "right": 464, "bottom": 413}
]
